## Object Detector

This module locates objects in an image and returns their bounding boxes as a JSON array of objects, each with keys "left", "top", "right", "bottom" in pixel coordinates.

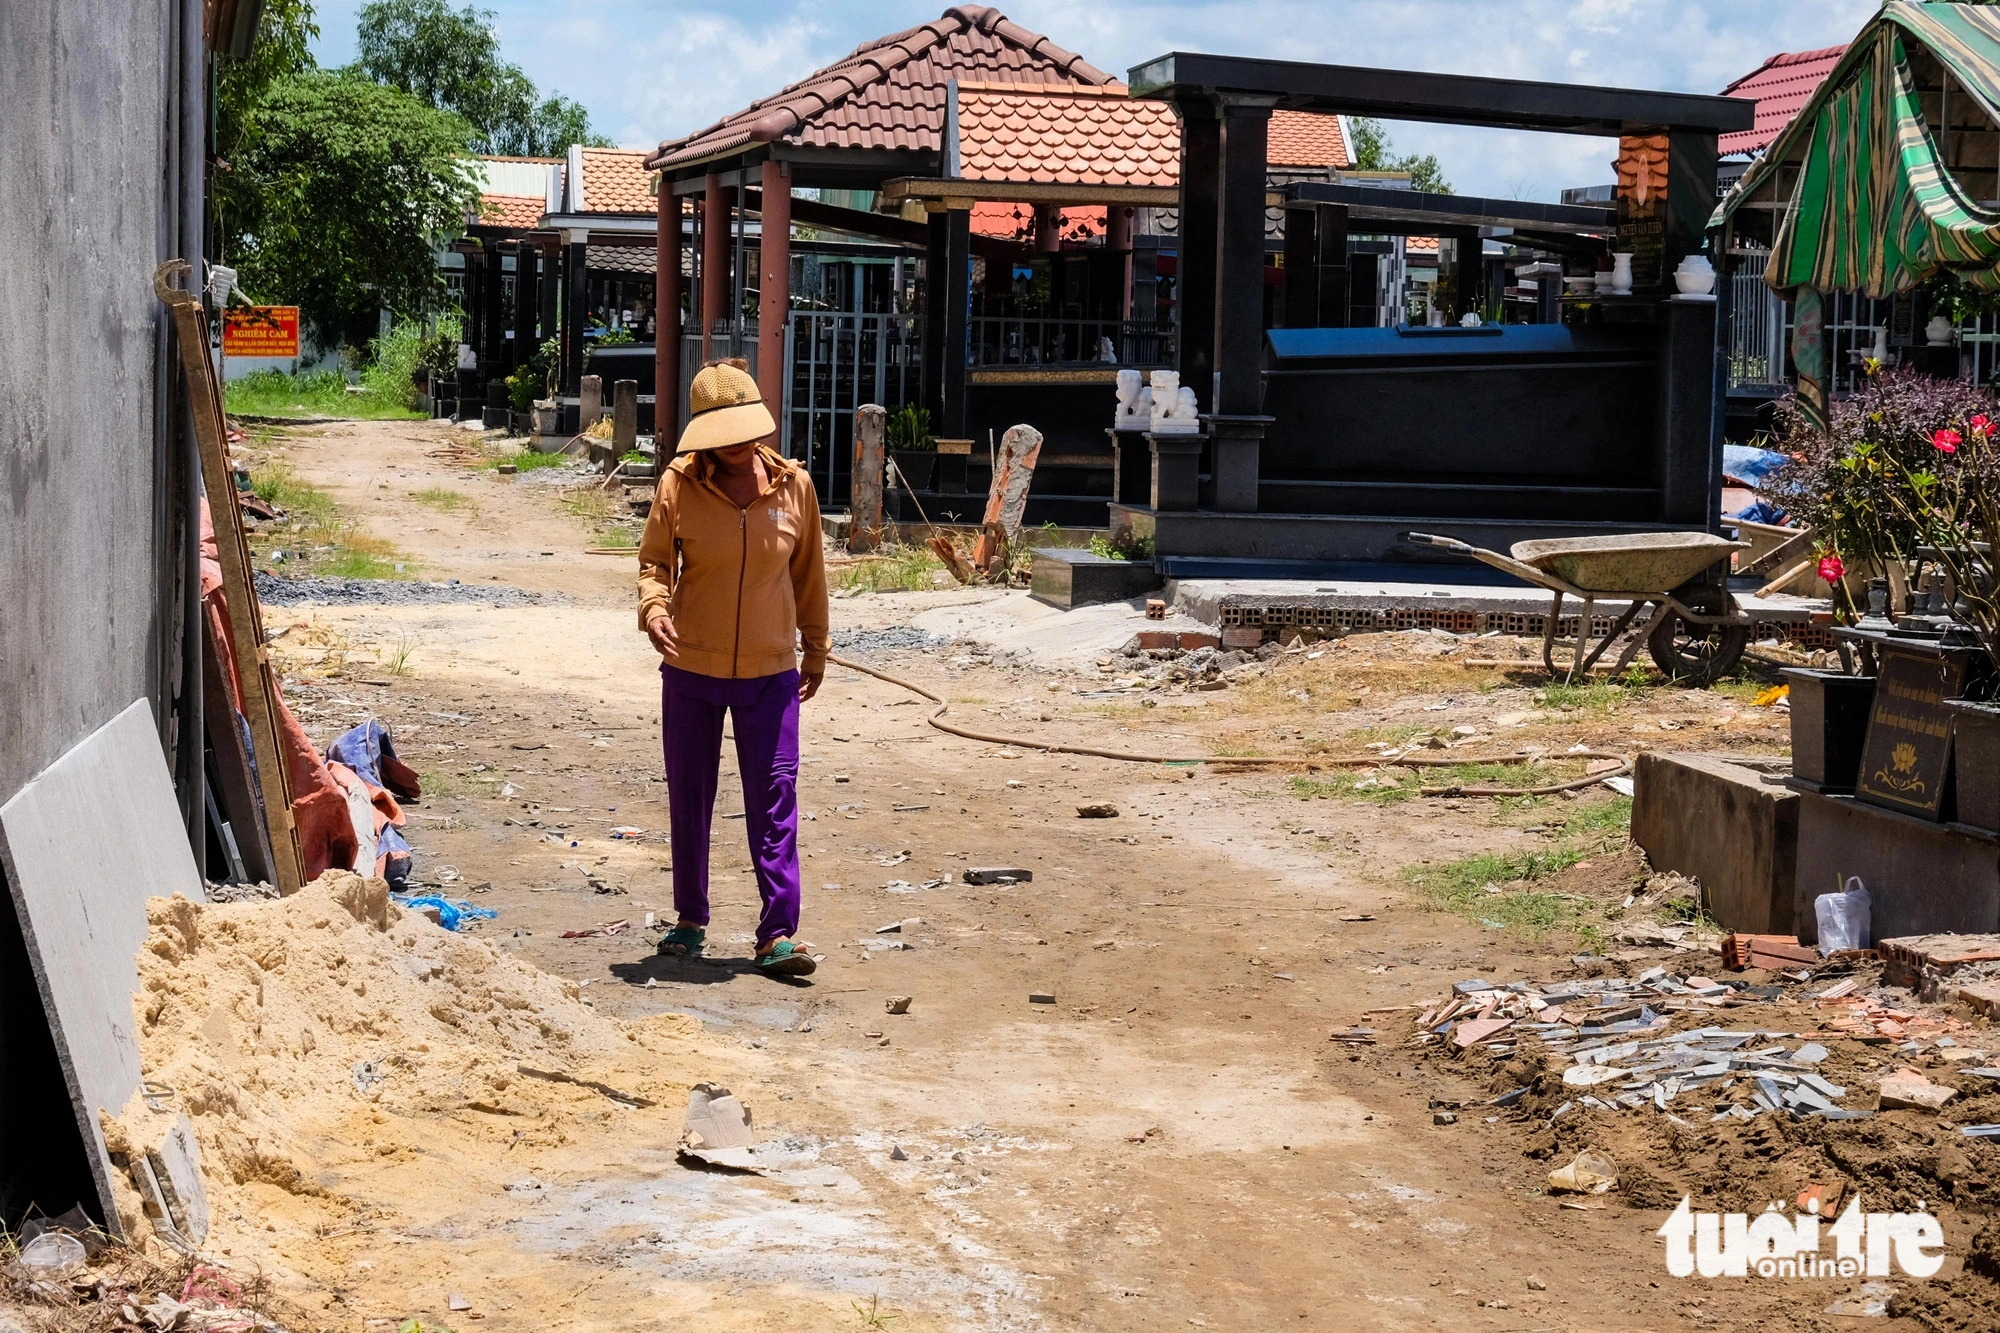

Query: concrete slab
[
  {"left": 0, "top": 699, "right": 207, "bottom": 1235},
  {"left": 902, "top": 590, "right": 1208, "bottom": 669},
  {"left": 1028, "top": 548, "right": 1162, "bottom": 609},
  {"left": 1632, "top": 753, "right": 1799, "bottom": 935}
]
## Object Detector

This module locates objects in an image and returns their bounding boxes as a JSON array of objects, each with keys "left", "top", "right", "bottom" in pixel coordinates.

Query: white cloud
[{"left": 309, "top": 0, "right": 1881, "bottom": 193}]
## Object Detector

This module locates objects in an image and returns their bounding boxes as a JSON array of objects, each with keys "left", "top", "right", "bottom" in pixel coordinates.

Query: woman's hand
[
  {"left": 799, "top": 671, "right": 823, "bottom": 702},
  {"left": 645, "top": 612, "right": 678, "bottom": 657}
]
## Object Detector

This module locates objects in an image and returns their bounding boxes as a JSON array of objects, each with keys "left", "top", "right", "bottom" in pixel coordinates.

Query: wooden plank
[
  {"left": 153, "top": 261, "right": 303, "bottom": 895},
  {"left": 200, "top": 612, "right": 276, "bottom": 885},
  {"left": 1740, "top": 524, "right": 1815, "bottom": 578}
]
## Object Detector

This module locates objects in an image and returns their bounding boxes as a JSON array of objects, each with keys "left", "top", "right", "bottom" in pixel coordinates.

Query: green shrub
[{"left": 886, "top": 404, "right": 934, "bottom": 451}]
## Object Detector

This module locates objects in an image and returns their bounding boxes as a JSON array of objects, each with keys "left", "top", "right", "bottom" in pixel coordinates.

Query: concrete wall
[
  {"left": 0, "top": 0, "right": 200, "bottom": 804},
  {"left": 0, "top": 0, "right": 205, "bottom": 1228}
]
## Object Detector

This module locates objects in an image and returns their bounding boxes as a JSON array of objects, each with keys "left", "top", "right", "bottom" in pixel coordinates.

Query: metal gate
[{"left": 782, "top": 310, "right": 923, "bottom": 506}]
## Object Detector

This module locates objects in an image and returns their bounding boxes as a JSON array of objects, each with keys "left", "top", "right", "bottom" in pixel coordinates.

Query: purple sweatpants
[{"left": 660, "top": 663, "right": 802, "bottom": 945}]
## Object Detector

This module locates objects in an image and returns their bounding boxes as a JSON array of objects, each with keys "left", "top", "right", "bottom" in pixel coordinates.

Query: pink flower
[
  {"left": 1973, "top": 414, "right": 1992, "bottom": 437},
  {"left": 1934, "top": 428, "right": 1962, "bottom": 453},
  {"left": 1818, "top": 553, "right": 1846, "bottom": 584}
]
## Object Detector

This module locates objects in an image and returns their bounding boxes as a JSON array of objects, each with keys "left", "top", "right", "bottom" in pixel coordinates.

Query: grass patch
[
  {"left": 1405, "top": 792, "right": 1635, "bottom": 940},
  {"left": 560, "top": 486, "right": 618, "bottom": 526},
  {"left": 1535, "top": 680, "right": 1643, "bottom": 712},
  {"left": 247, "top": 462, "right": 409, "bottom": 579},
  {"left": 1408, "top": 847, "right": 1590, "bottom": 933},
  {"left": 478, "top": 448, "right": 568, "bottom": 472},
  {"left": 595, "top": 526, "right": 639, "bottom": 550},
  {"left": 225, "top": 369, "right": 423, "bottom": 421},
  {"left": 832, "top": 544, "right": 951, "bottom": 593},
  {"left": 1288, "top": 770, "right": 1419, "bottom": 803},
  {"left": 381, "top": 633, "right": 419, "bottom": 675},
  {"left": 412, "top": 487, "right": 475, "bottom": 514}
]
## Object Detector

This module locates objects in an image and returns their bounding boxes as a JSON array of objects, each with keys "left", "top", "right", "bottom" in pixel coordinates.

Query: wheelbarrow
[{"left": 1403, "top": 531, "right": 1752, "bottom": 684}]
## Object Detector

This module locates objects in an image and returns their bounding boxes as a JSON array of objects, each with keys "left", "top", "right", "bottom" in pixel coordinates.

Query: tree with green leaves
[
  {"left": 231, "top": 71, "right": 482, "bottom": 346},
  {"left": 1348, "top": 117, "right": 1452, "bottom": 195},
  {"left": 355, "top": 0, "right": 610, "bottom": 156}
]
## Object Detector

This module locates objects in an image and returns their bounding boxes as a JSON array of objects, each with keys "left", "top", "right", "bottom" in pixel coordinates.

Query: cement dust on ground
[{"left": 125, "top": 416, "right": 1988, "bottom": 1332}]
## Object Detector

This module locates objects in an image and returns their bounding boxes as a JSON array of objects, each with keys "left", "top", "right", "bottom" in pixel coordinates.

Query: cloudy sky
[{"left": 309, "top": 0, "right": 1881, "bottom": 199}]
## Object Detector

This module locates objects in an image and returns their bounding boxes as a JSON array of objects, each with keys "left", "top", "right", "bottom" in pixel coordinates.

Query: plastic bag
[
  {"left": 1816, "top": 876, "right": 1872, "bottom": 954},
  {"left": 391, "top": 893, "right": 497, "bottom": 932}
]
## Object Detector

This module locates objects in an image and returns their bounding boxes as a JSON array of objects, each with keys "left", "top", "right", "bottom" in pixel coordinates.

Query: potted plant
[
  {"left": 1774, "top": 365, "right": 2000, "bottom": 826},
  {"left": 886, "top": 404, "right": 936, "bottom": 491},
  {"left": 1766, "top": 367, "right": 2000, "bottom": 796}
]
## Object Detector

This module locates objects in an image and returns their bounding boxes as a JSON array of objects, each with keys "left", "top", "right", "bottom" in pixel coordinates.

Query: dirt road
[{"left": 204, "top": 417, "right": 1911, "bottom": 1332}]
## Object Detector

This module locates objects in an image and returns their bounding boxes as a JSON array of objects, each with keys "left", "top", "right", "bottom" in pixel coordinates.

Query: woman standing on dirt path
[{"left": 636, "top": 359, "right": 828, "bottom": 978}]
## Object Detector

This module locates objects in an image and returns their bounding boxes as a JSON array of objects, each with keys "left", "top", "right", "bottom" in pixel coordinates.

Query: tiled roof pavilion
[{"left": 648, "top": 5, "right": 1114, "bottom": 175}]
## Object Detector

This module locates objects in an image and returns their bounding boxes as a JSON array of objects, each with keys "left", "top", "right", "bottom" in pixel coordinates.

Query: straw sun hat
[{"left": 678, "top": 359, "right": 776, "bottom": 452}]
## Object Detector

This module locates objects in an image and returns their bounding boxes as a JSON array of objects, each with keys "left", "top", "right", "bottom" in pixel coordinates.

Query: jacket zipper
[{"left": 731, "top": 504, "right": 747, "bottom": 676}]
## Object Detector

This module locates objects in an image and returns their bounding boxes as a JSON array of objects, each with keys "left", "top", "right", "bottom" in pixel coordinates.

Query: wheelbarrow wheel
[{"left": 1647, "top": 584, "right": 1748, "bottom": 684}]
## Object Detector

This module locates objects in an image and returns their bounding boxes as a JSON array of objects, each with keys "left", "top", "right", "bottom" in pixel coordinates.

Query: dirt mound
[{"left": 106, "top": 872, "right": 742, "bottom": 1311}]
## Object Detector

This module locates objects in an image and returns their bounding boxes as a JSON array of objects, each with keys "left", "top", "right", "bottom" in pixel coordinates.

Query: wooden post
[
  {"left": 849, "top": 403, "right": 887, "bottom": 553},
  {"left": 758, "top": 157, "right": 791, "bottom": 422},
  {"left": 482, "top": 236, "right": 508, "bottom": 372},
  {"left": 702, "top": 172, "right": 728, "bottom": 361},
  {"left": 657, "top": 185, "right": 683, "bottom": 450},
  {"left": 972, "top": 423, "right": 1045, "bottom": 574},
  {"left": 152, "top": 261, "right": 303, "bottom": 896}
]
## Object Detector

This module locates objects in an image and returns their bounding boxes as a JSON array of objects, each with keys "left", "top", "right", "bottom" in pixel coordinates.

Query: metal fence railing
[
  {"left": 783, "top": 311, "right": 923, "bottom": 504},
  {"left": 968, "top": 316, "right": 1172, "bottom": 368}
]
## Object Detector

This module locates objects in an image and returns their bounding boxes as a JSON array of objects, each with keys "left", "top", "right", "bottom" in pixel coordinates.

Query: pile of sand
[{"left": 106, "top": 872, "right": 746, "bottom": 1310}]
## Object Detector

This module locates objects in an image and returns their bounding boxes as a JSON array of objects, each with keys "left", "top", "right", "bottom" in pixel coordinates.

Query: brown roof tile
[
  {"left": 476, "top": 193, "right": 545, "bottom": 230},
  {"left": 649, "top": 5, "right": 1113, "bottom": 171},
  {"left": 579, "top": 149, "right": 656, "bottom": 215}
]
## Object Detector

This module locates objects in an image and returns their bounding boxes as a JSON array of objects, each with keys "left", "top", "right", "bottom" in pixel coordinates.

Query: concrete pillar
[
  {"left": 1215, "top": 97, "right": 1272, "bottom": 417},
  {"left": 580, "top": 373, "right": 602, "bottom": 429},
  {"left": 613, "top": 379, "right": 638, "bottom": 463},
  {"left": 561, "top": 232, "right": 586, "bottom": 394},
  {"left": 758, "top": 158, "right": 791, "bottom": 424},
  {"left": 1173, "top": 99, "right": 1221, "bottom": 402},
  {"left": 702, "top": 172, "right": 728, "bottom": 360},
  {"left": 1109, "top": 205, "right": 1135, "bottom": 322},
  {"left": 514, "top": 240, "right": 540, "bottom": 371},
  {"left": 849, "top": 403, "right": 886, "bottom": 553},
  {"left": 1035, "top": 203, "right": 1062, "bottom": 254},
  {"left": 923, "top": 209, "right": 948, "bottom": 429},
  {"left": 481, "top": 237, "right": 508, "bottom": 372},
  {"left": 1281, "top": 206, "right": 1317, "bottom": 328},
  {"left": 1315, "top": 205, "right": 1350, "bottom": 327},
  {"left": 941, "top": 206, "right": 972, "bottom": 440},
  {"left": 657, "top": 185, "right": 682, "bottom": 447}
]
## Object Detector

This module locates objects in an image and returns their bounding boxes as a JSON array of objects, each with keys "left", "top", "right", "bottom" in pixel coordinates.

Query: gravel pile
[{"left": 255, "top": 571, "right": 559, "bottom": 606}]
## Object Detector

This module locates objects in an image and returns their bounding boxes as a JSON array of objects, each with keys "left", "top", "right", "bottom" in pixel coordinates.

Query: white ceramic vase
[
  {"left": 1610, "top": 253, "right": 1634, "bottom": 295},
  {"left": 1927, "top": 314, "right": 1956, "bottom": 346}
]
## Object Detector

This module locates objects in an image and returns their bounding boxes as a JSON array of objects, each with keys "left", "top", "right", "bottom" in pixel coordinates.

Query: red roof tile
[
  {"left": 1719, "top": 45, "right": 1845, "bottom": 157},
  {"left": 956, "top": 82, "right": 1177, "bottom": 185},
  {"left": 953, "top": 82, "right": 1348, "bottom": 187},
  {"left": 969, "top": 200, "right": 1106, "bottom": 241},
  {"left": 1267, "top": 110, "right": 1350, "bottom": 170},
  {"left": 476, "top": 193, "right": 545, "bottom": 230},
  {"left": 648, "top": 5, "right": 1113, "bottom": 172},
  {"left": 578, "top": 149, "right": 656, "bottom": 215}
]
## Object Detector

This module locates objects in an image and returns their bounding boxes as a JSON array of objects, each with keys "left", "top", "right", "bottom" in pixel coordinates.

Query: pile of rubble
[{"left": 1416, "top": 968, "right": 1878, "bottom": 1123}]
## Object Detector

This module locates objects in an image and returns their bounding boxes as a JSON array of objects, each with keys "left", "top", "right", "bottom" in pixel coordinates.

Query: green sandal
[
  {"left": 755, "top": 939, "right": 817, "bottom": 977},
  {"left": 657, "top": 925, "right": 706, "bottom": 958}
]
